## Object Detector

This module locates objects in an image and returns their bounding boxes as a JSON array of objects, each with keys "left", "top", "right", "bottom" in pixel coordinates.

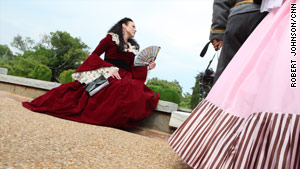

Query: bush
[
  {"left": 147, "top": 77, "right": 182, "bottom": 95},
  {"left": 59, "top": 69, "right": 75, "bottom": 83},
  {"left": 148, "top": 84, "right": 181, "bottom": 104},
  {"left": 30, "top": 64, "right": 52, "bottom": 81},
  {"left": 147, "top": 78, "right": 183, "bottom": 104}
]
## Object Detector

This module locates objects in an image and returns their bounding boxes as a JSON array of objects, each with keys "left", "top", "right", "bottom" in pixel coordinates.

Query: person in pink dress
[
  {"left": 23, "top": 17, "right": 160, "bottom": 129},
  {"left": 168, "top": 0, "right": 299, "bottom": 168}
]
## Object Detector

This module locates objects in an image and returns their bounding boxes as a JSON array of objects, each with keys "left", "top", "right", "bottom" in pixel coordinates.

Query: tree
[
  {"left": 2, "top": 31, "right": 90, "bottom": 82},
  {"left": 0, "top": 44, "right": 14, "bottom": 61},
  {"left": 190, "top": 70, "right": 214, "bottom": 109},
  {"left": 190, "top": 76, "right": 201, "bottom": 109},
  {"left": 43, "top": 31, "right": 89, "bottom": 81},
  {"left": 179, "top": 92, "right": 192, "bottom": 109},
  {"left": 10, "top": 35, "right": 35, "bottom": 52}
]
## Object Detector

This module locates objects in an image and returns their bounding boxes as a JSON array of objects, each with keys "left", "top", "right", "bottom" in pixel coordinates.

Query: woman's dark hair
[{"left": 108, "top": 17, "right": 139, "bottom": 52}]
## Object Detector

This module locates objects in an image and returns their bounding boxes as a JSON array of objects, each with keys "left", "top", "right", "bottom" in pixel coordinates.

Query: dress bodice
[
  {"left": 74, "top": 33, "right": 139, "bottom": 73},
  {"left": 103, "top": 39, "right": 136, "bottom": 71},
  {"left": 72, "top": 33, "right": 147, "bottom": 84}
]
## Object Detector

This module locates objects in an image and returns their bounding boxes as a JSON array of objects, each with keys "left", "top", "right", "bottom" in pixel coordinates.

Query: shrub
[
  {"left": 148, "top": 84, "right": 181, "bottom": 104},
  {"left": 59, "top": 69, "right": 75, "bottom": 83},
  {"left": 30, "top": 64, "right": 52, "bottom": 81}
]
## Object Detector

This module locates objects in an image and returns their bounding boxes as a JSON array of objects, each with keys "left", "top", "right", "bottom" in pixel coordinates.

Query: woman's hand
[
  {"left": 110, "top": 69, "right": 121, "bottom": 79},
  {"left": 147, "top": 61, "right": 156, "bottom": 70}
]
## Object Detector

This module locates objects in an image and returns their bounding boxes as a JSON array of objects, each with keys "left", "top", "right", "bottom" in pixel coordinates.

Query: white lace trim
[
  {"left": 108, "top": 32, "right": 139, "bottom": 55},
  {"left": 108, "top": 32, "right": 120, "bottom": 45},
  {"left": 125, "top": 42, "right": 139, "bottom": 55},
  {"left": 72, "top": 66, "right": 119, "bottom": 84}
]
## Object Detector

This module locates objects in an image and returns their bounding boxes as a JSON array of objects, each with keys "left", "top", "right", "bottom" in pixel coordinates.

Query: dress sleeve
[
  {"left": 132, "top": 66, "right": 148, "bottom": 82},
  {"left": 72, "top": 35, "right": 119, "bottom": 84},
  {"left": 209, "top": 0, "right": 234, "bottom": 41},
  {"left": 74, "top": 35, "right": 115, "bottom": 73},
  {"left": 92, "top": 35, "right": 112, "bottom": 56}
]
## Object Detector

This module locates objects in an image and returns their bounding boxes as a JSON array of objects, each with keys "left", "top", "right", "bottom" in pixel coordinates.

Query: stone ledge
[
  {"left": 0, "top": 74, "right": 179, "bottom": 114},
  {"left": 155, "top": 100, "right": 178, "bottom": 113},
  {"left": 0, "top": 74, "right": 60, "bottom": 90},
  {"left": 177, "top": 107, "right": 192, "bottom": 113},
  {"left": 0, "top": 68, "right": 8, "bottom": 75},
  {"left": 169, "top": 111, "right": 191, "bottom": 128}
]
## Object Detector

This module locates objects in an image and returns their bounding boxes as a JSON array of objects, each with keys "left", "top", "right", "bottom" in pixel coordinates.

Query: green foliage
[
  {"left": 147, "top": 78, "right": 182, "bottom": 104},
  {"left": 190, "top": 71, "right": 214, "bottom": 109},
  {"left": 59, "top": 69, "right": 75, "bottom": 83},
  {"left": 30, "top": 64, "right": 52, "bottom": 81},
  {"left": 6, "top": 57, "right": 40, "bottom": 77},
  {"left": 29, "top": 46, "right": 54, "bottom": 65},
  {"left": 0, "top": 44, "right": 14, "bottom": 61},
  {"left": 179, "top": 92, "right": 192, "bottom": 109},
  {"left": 147, "top": 77, "right": 182, "bottom": 94},
  {"left": 0, "top": 61, "right": 13, "bottom": 72},
  {"left": 190, "top": 77, "right": 201, "bottom": 109},
  {"left": 148, "top": 85, "right": 182, "bottom": 104},
  {"left": 147, "top": 85, "right": 164, "bottom": 95}
]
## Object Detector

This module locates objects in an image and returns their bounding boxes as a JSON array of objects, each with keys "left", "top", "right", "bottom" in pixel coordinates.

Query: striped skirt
[
  {"left": 168, "top": 100, "right": 300, "bottom": 169},
  {"left": 168, "top": 0, "right": 300, "bottom": 168}
]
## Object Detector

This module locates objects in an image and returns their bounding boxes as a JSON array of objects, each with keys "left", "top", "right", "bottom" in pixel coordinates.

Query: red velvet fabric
[{"left": 22, "top": 34, "right": 160, "bottom": 129}]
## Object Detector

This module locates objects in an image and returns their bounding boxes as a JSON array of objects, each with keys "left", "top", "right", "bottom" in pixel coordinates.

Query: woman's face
[{"left": 123, "top": 21, "right": 136, "bottom": 38}]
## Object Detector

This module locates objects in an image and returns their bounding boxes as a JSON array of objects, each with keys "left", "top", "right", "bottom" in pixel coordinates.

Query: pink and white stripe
[{"left": 168, "top": 100, "right": 300, "bottom": 169}]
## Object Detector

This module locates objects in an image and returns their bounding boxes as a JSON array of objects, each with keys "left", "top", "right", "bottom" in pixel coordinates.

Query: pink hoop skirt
[{"left": 168, "top": 0, "right": 300, "bottom": 168}]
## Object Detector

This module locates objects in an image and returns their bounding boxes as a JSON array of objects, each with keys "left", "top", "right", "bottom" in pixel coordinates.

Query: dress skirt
[
  {"left": 23, "top": 68, "right": 160, "bottom": 129},
  {"left": 168, "top": 0, "right": 300, "bottom": 168}
]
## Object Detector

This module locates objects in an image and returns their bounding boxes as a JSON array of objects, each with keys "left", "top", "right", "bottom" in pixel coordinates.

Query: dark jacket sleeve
[
  {"left": 209, "top": 0, "right": 234, "bottom": 41},
  {"left": 75, "top": 34, "right": 114, "bottom": 72}
]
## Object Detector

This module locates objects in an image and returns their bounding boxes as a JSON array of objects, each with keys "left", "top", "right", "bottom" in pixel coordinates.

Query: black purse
[{"left": 84, "top": 75, "right": 109, "bottom": 97}]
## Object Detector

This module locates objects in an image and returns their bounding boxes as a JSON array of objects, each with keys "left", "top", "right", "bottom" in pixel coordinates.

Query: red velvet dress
[{"left": 22, "top": 34, "right": 160, "bottom": 129}]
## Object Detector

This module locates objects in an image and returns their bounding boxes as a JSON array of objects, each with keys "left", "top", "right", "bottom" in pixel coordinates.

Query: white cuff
[{"left": 72, "top": 66, "right": 119, "bottom": 84}]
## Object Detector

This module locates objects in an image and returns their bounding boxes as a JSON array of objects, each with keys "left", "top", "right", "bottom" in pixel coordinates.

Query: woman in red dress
[{"left": 22, "top": 18, "right": 160, "bottom": 129}]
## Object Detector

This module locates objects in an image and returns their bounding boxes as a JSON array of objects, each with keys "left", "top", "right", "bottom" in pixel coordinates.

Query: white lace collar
[{"left": 108, "top": 32, "right": 139, "bottom": 55}]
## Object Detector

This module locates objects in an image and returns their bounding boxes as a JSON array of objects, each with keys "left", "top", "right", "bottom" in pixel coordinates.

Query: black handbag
[{"left": 84, "top": 75, "right": 109, "bottom": 97}]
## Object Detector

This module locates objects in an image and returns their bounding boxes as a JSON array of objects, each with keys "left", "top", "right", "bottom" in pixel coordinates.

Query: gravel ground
[{"left": 0, "top": 92, "right": 191, "bottom": 169}]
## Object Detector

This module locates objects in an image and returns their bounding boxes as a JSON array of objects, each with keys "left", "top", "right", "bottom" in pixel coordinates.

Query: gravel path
[{"left": 0, "top": 92, "right": 191, "bottom": 169}]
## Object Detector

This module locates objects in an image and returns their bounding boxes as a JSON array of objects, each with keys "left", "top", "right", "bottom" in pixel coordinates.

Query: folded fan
[{"left": 134, "top": 46, "right": 161, "bottom": 67}]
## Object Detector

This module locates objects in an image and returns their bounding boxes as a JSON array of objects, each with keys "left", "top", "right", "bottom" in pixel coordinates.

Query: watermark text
[{"left": 291, "top": 3, "right": 297, "bottom": 88}]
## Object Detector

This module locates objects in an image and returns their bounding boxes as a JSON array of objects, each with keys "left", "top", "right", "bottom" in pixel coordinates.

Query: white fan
[{"left": 134, "top": 46, "right": 161, "bottom": 67}]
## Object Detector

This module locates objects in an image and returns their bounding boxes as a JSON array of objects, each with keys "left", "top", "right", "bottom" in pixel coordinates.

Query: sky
[{"left": 0, "top": 0, "right": 218, "bottom": 94}]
